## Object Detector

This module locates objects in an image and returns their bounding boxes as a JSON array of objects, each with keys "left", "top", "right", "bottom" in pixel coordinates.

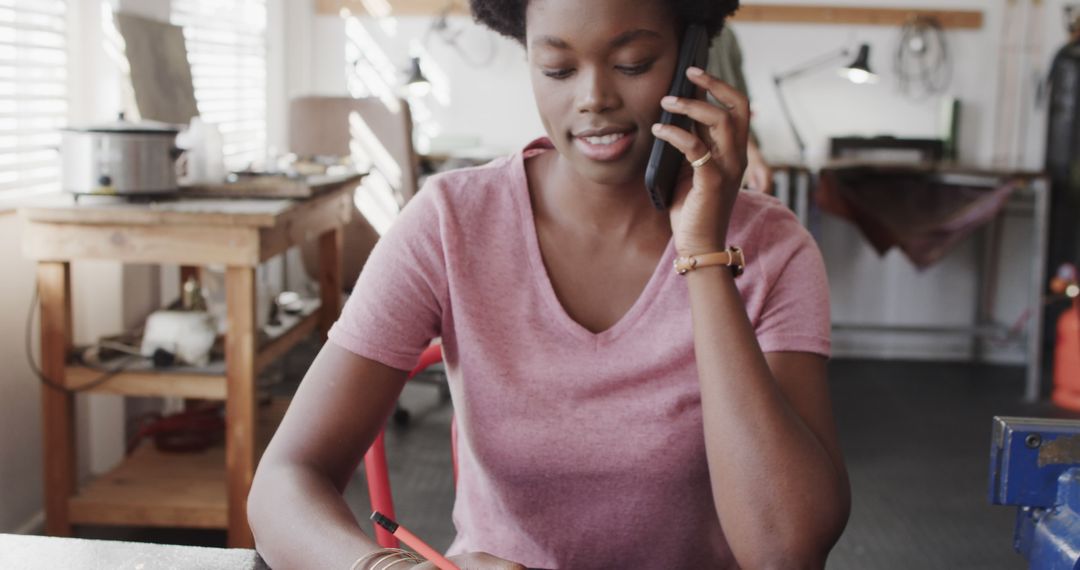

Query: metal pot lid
[{"left": 63, "top": 112, "right": 181, "bottom": 135}]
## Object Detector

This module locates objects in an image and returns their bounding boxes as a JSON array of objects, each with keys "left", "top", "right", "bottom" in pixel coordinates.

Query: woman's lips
[{"left": 573, "top": 130, "right": 636, "bottom": 162}]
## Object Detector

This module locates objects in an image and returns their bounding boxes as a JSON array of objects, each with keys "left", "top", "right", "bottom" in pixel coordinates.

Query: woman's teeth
[{"left": 583, "top": 133, "right": 626, "bottom": 145}]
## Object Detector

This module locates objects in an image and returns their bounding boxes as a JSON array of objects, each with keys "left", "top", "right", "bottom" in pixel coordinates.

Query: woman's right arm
[{"left": 248, "top": 342, "right": 408, "bottom": 569}]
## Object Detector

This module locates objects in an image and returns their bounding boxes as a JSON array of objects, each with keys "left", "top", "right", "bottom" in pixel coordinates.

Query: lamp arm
[
  {"left": 773, "top": 47, "right": 851, "bottom": 83},
  {"left": 770, "top": 46, "right": 853, "bottom": 163},
  {"left": 772, "top": 76, "right": 807, "bottom": 163}
]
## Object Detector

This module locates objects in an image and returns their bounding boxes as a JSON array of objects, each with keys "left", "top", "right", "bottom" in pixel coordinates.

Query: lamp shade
[
  {"left": 405, "top": 56, "right": 431, "bottom": 96},
  {"left": 841, "top": 44, "right": 878, "bottom": 84}
]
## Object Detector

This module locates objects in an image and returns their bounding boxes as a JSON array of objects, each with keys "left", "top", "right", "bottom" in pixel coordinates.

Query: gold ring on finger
[{"left": 690, "top": 151, "right": 712, "bottom": 169}]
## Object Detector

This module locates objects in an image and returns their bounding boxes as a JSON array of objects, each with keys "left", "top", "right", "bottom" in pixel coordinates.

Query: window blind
[
  {"left": 171, "top": 0, "right": 267, "bottom": 172},
  {"left": 0, "top": 0, "right": 66, "bottom": 199}
]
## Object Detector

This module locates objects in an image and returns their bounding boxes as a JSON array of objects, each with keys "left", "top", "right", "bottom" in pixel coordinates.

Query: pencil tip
[{"left": 370, "top": 511, "right": 399, "bottom": 533}]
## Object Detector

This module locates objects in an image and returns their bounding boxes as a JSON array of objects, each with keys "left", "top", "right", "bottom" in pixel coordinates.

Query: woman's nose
[{"left": 576, "top": 68, "right": 620, "bottom": 114}]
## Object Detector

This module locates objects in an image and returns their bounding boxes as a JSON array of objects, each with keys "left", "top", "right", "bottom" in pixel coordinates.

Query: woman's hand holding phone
[{"left": 651, "top": 66, "right": 750, "bottom": 258}]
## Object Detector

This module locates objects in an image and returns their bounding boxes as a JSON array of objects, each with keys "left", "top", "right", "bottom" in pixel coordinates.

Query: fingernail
[
  {"left": 651, "top": 124, "right": 662, "bottom": 134},
  {"left": 687, "top": 66, "right": 704, "bottom": 77},
  {"left": 661, "top": 96, "right": 678, "bottom": 105}
]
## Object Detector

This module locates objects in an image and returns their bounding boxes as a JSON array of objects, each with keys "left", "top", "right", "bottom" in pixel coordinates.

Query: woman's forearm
[
  {"left": 248, "top": 462, "right": 380, "bottom": 569},
  {"left": 686, "top": 265, "right": 847, "bottom": 568}
]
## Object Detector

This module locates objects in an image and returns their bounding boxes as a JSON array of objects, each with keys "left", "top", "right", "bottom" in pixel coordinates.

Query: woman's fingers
[
  {"left": 651, "top": 122, "right": 714, "bottom": 169},
  {"left": 660, "top": 95, "right": 733, "bottom": 131},
  {"left": 659, "top": 96, "right": 739, "bottom": 159},
  {"left": 686, "top": 66, "right": 749, "bottom": 122},
  {"left": 684, "top": 66, "right": 750, "bottom": 147},
  {"left": 658, "top": 68, "right": 750, "bottom": 164}
]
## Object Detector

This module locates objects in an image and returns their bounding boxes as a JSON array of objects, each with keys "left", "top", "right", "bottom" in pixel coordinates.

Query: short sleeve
[
  {"left": 753, "top": 207, "right": 831, "bottom": 357},
  {"left": 327, "top": 181, "right": 448, "bottom": 371}
]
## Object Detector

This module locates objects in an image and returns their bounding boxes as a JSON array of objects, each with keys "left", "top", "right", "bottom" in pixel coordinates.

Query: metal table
[{"left": 774, "top": 162, "right": 1050, "bottom": 401}]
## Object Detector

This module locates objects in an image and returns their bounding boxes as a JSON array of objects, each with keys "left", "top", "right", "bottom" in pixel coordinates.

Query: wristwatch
[{"left": 674, "top": 246, "right": 745, "bottom": 277}]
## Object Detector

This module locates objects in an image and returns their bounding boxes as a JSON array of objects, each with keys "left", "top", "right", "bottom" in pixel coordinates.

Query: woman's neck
[{"left": 532, "top": 150, "right": 670, "bottom": 243}]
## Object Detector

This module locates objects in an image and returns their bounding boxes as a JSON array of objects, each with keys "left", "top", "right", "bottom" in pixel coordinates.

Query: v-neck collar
[{"left": 511, "top": 139, "right": 675, "bottom": 346}]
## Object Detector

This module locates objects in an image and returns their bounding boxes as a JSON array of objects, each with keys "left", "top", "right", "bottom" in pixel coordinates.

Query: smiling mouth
[
  {"left": 572, "top": 127, "right": 637, "bottom": 162},
  {"left": 581, "top": 132, "right": 629, "bottom": 145}
]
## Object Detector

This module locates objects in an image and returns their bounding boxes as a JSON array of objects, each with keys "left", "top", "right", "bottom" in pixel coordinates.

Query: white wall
[
  {"left": 0, "top": 0, "right": 170, "bottom": 534},
  {"left": 0, "top": 213, "right": 46, "bottom": 534},
  {"left": 733, "top": 0, "right": 1062, "bottom": 360},
  {"left": 295, "top": 0, "right": 1066, "bottom": 363},
  {"left": 308, "top": 11, "right": 540, "bottom": 154}
]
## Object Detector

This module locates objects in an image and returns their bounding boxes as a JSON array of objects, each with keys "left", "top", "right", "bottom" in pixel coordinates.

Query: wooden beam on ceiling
[
  {"left": 733, "top": 5, "right": 983, "bottom": 29},
  {"left": 315, "top": 1, "right": 983, "bottom": 31}
]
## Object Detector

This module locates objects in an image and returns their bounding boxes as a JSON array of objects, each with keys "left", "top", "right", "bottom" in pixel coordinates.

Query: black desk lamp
[
  {"left": 773, "top": 43, "right": 878, "bottom": 162},
  {"left": 404, "top": 56, "right": 431, "bottom": 97}
]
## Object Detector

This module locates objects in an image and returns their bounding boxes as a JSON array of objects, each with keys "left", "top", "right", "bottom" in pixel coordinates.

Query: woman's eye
[
  {"left": 616, "top": 63, "right": 652, "bottom": 76},
  {"left": 542, "top": 68, "right": 574, "bottom": 79}
]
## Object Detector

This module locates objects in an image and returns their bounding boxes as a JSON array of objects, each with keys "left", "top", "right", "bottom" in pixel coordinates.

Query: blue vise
[{"left": 989, "top": 417, "right": 1080, "bottom": 570}]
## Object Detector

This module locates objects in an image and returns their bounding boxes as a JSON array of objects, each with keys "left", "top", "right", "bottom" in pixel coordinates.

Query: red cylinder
[{"left": 1053, "top": 301, "right": 1080, "bottom": 411}]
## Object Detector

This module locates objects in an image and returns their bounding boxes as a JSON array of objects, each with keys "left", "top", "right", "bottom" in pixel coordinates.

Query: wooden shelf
[
  {"left": 68, "top": 398, "right": 288, "bottom": 530},
  {"left": 255, "top": 309, "right": 320, "bottom": 375},
  {"left": 316, "top": 1, "right": 983, "bottom": 29},
  {"left": 64, "top": 301, "right": 322, "bottom": 399},
  {"left": 733, "top": 5, "right": 983, "bottom": 29},
  {"left": 64, "top": 367, "right": 226, "bottom": 400}
]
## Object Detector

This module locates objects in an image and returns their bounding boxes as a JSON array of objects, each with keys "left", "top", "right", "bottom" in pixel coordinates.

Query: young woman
[{"left": 248, "top": 1, "right": 850, "bottom": 568}]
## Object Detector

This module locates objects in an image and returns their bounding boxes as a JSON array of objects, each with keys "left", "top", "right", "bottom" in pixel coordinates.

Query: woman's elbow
[
  {"left": 247, "top": 460, "right": 284, "bottom": 544},
  {"left": 742, "top": 503, "right": 850, "bottom": 570},
  {"left": 741, "top": 537, "right": 837, "bottom": 570},
  {"left": 785, "top": 517, "right": 849, "bottom": 569}
]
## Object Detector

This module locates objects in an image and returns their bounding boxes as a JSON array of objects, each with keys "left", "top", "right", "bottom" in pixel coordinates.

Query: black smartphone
[{"left": 645, "top": 24, "right": 710, "bottom": 210}]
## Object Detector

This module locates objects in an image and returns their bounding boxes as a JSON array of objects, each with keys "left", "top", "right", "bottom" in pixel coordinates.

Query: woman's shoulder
[
  {"left": 729, "top": 190, "right": 821, "bottom": 278},
  {"left": 406, "top": 153, "right": 525, "bottom": 228},
  {"left": 422, "top": 153, "right": 521, "bottom": 200},
  {"left": 730, "top": 190, "right": 805, "bottom": 243}
]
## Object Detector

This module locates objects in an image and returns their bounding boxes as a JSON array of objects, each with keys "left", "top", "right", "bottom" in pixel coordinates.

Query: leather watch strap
[{"left": 674, "top": 246, "right": 745, "bottom": 277}]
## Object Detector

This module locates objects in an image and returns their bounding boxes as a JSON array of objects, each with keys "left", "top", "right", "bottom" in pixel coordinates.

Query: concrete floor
[
  {"left": 345, "top": 358, "right": 1078, "bottom": 570},
  {"left": 79, "top": 356, "right": 1080, "bottom": 569}
]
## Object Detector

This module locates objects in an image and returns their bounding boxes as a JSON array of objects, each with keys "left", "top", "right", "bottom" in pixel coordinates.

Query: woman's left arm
[
  {"left": 687, "top": 269, "right": 850, "bottom": 569},
  {"left": 652, "top": 67, "right": 850, "bottom": 568}
]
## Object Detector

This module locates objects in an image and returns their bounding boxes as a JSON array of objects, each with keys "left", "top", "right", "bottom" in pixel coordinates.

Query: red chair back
[{"left": 363, "top": 343, "right": 449, "bottom": 548}]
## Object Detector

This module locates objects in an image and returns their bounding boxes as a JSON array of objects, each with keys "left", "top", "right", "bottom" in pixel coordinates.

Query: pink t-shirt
[{"left": 329, "top": 138, "right": 830, "bottom": 569}]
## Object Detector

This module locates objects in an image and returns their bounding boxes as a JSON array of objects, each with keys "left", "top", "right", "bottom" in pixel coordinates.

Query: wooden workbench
[{"left": 19, "top": 177, "right": 357, "bottom": 548}]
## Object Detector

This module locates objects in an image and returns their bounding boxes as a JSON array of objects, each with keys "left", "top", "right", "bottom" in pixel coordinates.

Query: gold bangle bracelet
[
  {"left": 350, "top": 548, "right": 421, "bottom": 570},
  {"left": 373, "top": 555, "right": 422, "bottom": 570}
]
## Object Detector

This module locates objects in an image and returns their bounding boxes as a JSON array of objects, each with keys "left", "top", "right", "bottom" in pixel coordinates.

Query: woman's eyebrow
[
  {"left": 530, "top": 29, "right": 663, "bottom": 51},
  {"left": 609, "top": 29, "right": 662, "bottom": 49},
  {"left": 531, "top": 35, "right": 570, "bottom": 50}
]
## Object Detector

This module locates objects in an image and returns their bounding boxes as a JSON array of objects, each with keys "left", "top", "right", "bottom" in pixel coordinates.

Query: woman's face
[{"left": 524, "top": 0, "right": 679, "bottom": 188}]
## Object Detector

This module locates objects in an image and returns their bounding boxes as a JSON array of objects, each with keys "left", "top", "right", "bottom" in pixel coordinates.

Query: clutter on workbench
[{"left": 60, "top": 113, "right": 184, "bottom": 197}]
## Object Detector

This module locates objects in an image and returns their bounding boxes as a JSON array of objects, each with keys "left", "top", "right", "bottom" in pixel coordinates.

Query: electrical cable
[
  {"left": 25, "top": 289, "right": 141, "bottom": 393},
  {"left": 894, "top": 16, "right": 952, "bottom": 101}
]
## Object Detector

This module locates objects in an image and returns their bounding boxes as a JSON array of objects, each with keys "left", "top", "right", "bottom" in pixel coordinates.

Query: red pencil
[{"left": 371, "top": 511, "right": 461, "bottom": 570}]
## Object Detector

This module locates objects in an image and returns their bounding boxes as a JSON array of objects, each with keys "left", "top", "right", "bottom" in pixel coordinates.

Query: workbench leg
[
  {"left": 1027, "top": 179, "right": 1051, "bottom": 402},
  {"left": 225, "top": 266, "right": 257, "bottom": 548},
  {"left": 318, "top": 228, "right": 343, "bottom": 340},
  {"left": 38, "top": 261, "right": 74, "bottom": 537},
  {"left": 973, "top": 218, "right": 1003, "bottom": 362}
]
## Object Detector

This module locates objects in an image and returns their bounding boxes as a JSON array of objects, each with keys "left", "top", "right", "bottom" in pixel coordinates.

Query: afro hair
[{"left": 469, "top": 0, "right": 739, "bottom": 45}]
